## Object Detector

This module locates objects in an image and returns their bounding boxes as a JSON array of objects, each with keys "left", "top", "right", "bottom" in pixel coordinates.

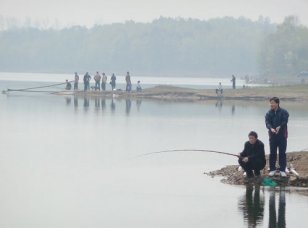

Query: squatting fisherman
[
  {"left": 238, "top": 131, "right": 266, "bottom": 179},
  {"left": 65, "top": 80, "right": 72, "bottom": 90}
]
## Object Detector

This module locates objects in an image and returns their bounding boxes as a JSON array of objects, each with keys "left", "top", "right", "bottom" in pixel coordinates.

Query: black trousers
[
  {"left": 269, "top": 136, "right": 287, "bottom": 171},
  {"left": 238, "top": 158, "right": 266, "bottom": 177}
]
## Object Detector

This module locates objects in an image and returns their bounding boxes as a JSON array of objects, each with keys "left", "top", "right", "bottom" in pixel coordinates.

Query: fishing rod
[
  {"left": 136, "top": 149, "right": 240, "bottom": 158},
  {"left": 5, "top": 81, "right": 74, "bottom": 92},
  {"left": 5, "top": 89, "right": 62, "bottom": 93}
]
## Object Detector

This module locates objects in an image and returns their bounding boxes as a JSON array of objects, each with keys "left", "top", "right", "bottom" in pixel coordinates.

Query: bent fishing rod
[
  {"left": 136, "top": 146, "right": 308, "bottom": 159},
  {"left": 136, "top": 149, "right": 240, "bottom": 158}
]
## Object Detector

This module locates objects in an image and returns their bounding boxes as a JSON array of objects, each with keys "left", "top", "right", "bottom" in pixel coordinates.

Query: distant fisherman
[
  {"left": 65, "top": 80, "right": 72, "bottom": 90},
  {"left": 136, "top": 80, "right": 142, "bottom": 92},
  {"left": 94, "top": 72, "right": 101, "bottom": 91},
  {"left": 110, "top": 73, "right": 116, "bottom": 90},
  {"left": 101, "top": 73, "right": 107, "bottom": 91},
  {"left": 265, "top": 97, "right": 289, "bottom": 177},
  {"left": 216, "top": 82, "right": 223, "bottom": 95},
  {"left": 125, "top": 71, "right": 132, "bottom": 92},
  {"left": 238, "top": 131, "right": 266, "bottom": 179},
  {"left": 74, "top": 72, "right": 79, "bottom": 90},
  {"left": 231, "top": 75, "right": 236, "bottom": 89},
  {"left": 83, "top": 72, "right": 91, "bottom": 91}
]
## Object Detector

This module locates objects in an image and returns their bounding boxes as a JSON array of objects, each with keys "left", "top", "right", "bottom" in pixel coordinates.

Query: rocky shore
[{"left": 205, "top": 151, "right": 308, "bottom": 187}]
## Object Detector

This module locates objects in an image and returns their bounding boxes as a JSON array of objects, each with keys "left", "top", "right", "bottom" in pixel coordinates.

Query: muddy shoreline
[{"left": 57, "top": 84, "right": 308, "bottom": 103}]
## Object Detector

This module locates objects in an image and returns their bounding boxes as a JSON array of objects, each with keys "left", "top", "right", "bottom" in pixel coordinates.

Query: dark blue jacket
[{"left": 265, "top": 107, "right": 289, "bottom": 138}]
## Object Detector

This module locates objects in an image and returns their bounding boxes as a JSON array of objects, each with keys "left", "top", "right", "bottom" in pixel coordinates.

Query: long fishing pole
[
  {"left": 136, "top": 149, "right": 240, "bottom": 158},
  {"left": 5, "top": 89, "right": 63, "bottom": 93},
  {"left": 6, "top": 81, "right": 74, "bottom": 92}
]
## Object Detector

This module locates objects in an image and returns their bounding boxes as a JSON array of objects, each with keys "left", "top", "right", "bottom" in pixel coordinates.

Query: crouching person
[{"left": 238, "top": 131, "right": 266, "bottom": 180}]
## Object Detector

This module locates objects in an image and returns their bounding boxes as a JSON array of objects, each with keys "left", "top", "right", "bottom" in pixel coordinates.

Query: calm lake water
[{"left": 0, "top": 74, "right": 308, "bottom": 228}]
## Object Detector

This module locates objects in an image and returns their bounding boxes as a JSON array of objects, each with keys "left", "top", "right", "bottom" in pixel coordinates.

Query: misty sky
[{"left": 1, "top": 0, "right": 308, "bottom": 27}]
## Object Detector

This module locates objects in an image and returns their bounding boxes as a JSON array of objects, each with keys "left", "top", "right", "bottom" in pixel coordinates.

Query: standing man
[
  {"left": 83, "top": 72, "right": 91, "bottom": 91},
  {"left": 74, "top": 72, "right": 79, "bottom": 90},
  {"left": 265, "top": 97, "right": 289, "bottom": 177},
  {"left": 231, "top": 75, "right": 236, "bottom": 89},
  {"left": 238, "top": 131, "right": 266, "bottom": 179},
  {"left": 94, "top": 72, "right": 101, "bottom": 91},
  {"left": 110, "top": 73, "right": 116, "bottom": 90},
  {"left": 125, "top": 71, "right": 132, "bottom": 92},
  {"left": 101, "top": 73, "right": 107, "bottom": 91}
]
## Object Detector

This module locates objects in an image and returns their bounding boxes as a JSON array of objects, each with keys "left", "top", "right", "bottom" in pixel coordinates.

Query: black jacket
[
  {"left": 265, "top": 107, "right": 289, "bottom": 138},
  {"left": 240, "top": 140, "right": 266, "bottom": 163}
]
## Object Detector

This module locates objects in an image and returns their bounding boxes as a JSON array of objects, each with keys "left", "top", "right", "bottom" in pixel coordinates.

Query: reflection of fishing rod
[{"left": 136, "top": 149, "right": 240, "bottom": 158}]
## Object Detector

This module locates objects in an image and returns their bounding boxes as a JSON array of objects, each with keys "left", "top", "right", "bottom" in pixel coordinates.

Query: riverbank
[
  {"left": 206, "top": 150, "right": 308, "bottom": 188},
  {"left": 57, "top": 84, "right": 308, "bottom": 102}
]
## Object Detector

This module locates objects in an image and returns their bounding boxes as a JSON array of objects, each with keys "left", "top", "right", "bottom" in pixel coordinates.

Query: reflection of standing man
[
  {"left": 231, "top": 75, "right": 236, "bottom": 89},
  {"left": 269, "top": 191, "right": 286, "bottom": 228},
  {"left": 265, "top": 97, "right": 289, "bottom": 177}
]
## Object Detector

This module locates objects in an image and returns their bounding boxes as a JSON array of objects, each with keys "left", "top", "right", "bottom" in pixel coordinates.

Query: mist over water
[{"left": 0, "top": 75, "right": 308, "bottom": 227}]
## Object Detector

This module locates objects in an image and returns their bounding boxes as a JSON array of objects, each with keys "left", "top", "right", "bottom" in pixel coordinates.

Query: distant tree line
[
  {"left": 258, "top": 16, "right": 308, "bottom": 78},
  {"left": 0, "top": 16, "right": 307, "bottom": 77}
]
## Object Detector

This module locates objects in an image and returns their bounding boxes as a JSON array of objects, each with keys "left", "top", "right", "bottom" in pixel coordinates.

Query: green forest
[{"left": 0, "top": 16, "right": 307, "bottom": 78}]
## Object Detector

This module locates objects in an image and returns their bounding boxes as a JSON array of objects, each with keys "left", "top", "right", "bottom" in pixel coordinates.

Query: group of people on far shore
[
  {"left": 215, "top": 74, "right": 237, "bottom": 96},
  {"left": 65, "top": 71, "right": 142, "bottom": 92},
  {"left": 238, "top": 97, "right": 289, "bottom": 181}
]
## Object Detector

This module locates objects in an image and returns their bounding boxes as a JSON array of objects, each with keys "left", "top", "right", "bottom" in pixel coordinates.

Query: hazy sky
[{"left": 1, "top": 0, "right": 308, "bottom": 27}]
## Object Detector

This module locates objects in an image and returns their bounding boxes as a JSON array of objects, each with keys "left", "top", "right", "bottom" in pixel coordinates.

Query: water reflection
[
  {"left": 101, "top": 98, "right": 106, "bottom": 110},
  {"left": 136, "top": 98, "right": 142, "bottom": 111},
  {"left": 94, "top": 97, "right": 100, "bottom": 112},
  {"left": 65, "top": 97, "right": 71, "bottom": 105},
  {"left": 269, "top": 190, "right": 286, "bottom": 228},
  {"left": 232, "top": 104, "right": 235, "bottom": 115},
  {"left": 213, "top": 100, "right": 237, "bottom": 115},
  {"left": 126, "top": 99, "right": 131, "bottom": 115},
  {"left": 110, "top": 98, "right": 116, "bottom": 113},
  {"left": 74, "top": 96, "right": 78, "bottom": 108},
  {"left": 215, "top": 99, "right": 223, "bottom": 112},
  {"left": 83, "top": 97, "right": 90, "bottom": 112},
  {"left": 239, "top": 185, "right": 264, "bottom": 228},
  {"left": 65, "top": 96, "right": 143, "bottom": 114}
]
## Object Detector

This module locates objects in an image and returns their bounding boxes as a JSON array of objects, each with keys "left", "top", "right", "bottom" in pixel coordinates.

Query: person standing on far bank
[
  {"left": 265, "top": 97, "right": 289, "bottom": 177},
  {"left": 74, "top": 72, "right": 79, "bottom": 90},
  {"left": 101, "top": 73, "right": 107, "bottom": 91},
  {"left": 125, "top": 71, "right": 132, "bottom": 92},
  {"left": 231, "top": 75, "right": 236, "bottom": 89},
  {"left": 110, "top": 73, "right": 116, "bottom": 90}
]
